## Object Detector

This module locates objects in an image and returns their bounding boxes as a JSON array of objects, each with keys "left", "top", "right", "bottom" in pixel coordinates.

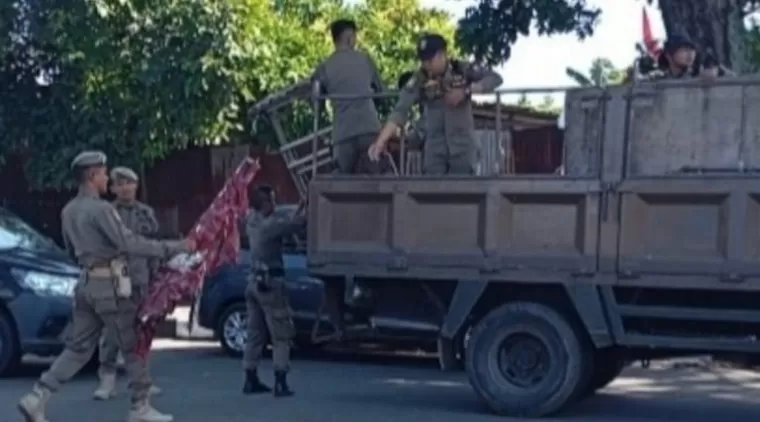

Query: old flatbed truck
[{"left": 294, "top": 76, "right": 760, "bottom": 418}]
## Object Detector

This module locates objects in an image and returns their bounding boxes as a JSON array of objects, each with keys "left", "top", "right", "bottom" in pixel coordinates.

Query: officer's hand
[
  {"left": 368, "top": 141, "right": 386, "bottom": 162},
  {"left": 444, "top": 88, "right": 467, "bottom": 107},
  {"left": 700, "top": 67, "right": 719, "bottom": 82}
]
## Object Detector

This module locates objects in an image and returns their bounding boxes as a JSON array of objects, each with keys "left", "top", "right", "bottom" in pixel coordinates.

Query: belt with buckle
[{"left": 87, "top": 265, "right": 112, "bottom": 278}]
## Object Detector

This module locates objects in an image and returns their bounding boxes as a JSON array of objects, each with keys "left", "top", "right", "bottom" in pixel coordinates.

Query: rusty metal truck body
[{"left": 302, "top": 76, "right": 760, "bottom": 418}]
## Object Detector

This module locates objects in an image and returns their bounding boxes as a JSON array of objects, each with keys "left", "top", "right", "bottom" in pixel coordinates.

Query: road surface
[{"left": 1, "top": 339, "right": 760, "bottom": 422}]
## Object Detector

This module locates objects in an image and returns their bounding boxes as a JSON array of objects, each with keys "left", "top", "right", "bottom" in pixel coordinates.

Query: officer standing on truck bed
[
  {"left": 648, "top": 34, "right": 734, "bottom": 81},
  {"left": 368, "top": 33, "right": 503, "bottom": 174},
  {"left": 241, "top": 184, "right": 305, "bottom": 397},
  {"left": 311, "top": 19, "right": 386, "bottom": 174},
  {"left": 17, "top": 151, "right": 195, "bottom": 422},
  {"left": 93, "top": 166, "right": 162, "bottom": 401}
]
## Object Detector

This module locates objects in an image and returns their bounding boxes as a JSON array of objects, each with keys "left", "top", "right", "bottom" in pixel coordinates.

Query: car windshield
[{"left": 0, "top": 208, "right": 64, "bottom": 255}]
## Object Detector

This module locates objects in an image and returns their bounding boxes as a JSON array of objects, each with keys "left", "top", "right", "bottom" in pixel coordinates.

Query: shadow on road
[
  {"left": 11, "top": 341, "right": 441, "bottom": 379},
  {"left": 10, "top": 343, "right": 760, "bottom": 421}
]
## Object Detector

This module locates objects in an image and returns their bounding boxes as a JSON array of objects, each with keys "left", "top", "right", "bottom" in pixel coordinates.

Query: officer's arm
[
  {"left": 94, "top": 204, "right": 188, "bottom": 258},
  {"left": 375, "top": 77, "right": 421, "bottom": 148},
  {"left": 144, "top": 206, "right": 160, "bottom": 236},
  {"left": 61, "top": 229, "right": 75, "bottom": 261},
  {"left": 256, "top": 214, "right": 306, "bottom": 242},
  {"left": 367, "top": 54, "right": 385, "bottom": 93},
  {"left": 145, "top": 206, "right": 163, "bottom": 276},
  {"left": 466, "top": 63, "right": 503, "bottom": 94},
  {"left": 310, "top": 62, "right": 328, "bottom": 111}
]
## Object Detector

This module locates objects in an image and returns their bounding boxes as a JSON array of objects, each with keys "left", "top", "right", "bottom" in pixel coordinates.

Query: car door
[{"left": 282, "top": 253, "right": 332, "bottom": 336}]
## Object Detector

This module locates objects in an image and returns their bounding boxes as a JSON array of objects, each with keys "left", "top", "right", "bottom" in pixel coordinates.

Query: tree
[
  {"left": 245, "top": 0, "right": 458, "bottom": 144},
  {"left": 454, "top": 0, "right": 757, "bottom": 74},
  {"left": 512, "top": 93, "right": 561, "bottom": 115},
  {"left": 0, "top": 0, "right": 456, "bottom": 188},
  {"left": 654, "top": 0, "right": 757, "bottom": 73},
  {"left": 565, "top": 57, "right": 625, "bottom": 87},
  {"left": 455, "top": 0, "right": 601, "bottom": 66},
  {"left": 0, "top": 0, "right": 259, "bottom": 188}
]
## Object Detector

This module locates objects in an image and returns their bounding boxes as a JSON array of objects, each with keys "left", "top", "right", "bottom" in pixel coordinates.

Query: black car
[
  {"left": 196, "top": 207, "right": 457, "bottom": 357},
  {"left": 0, "top": 207, "right": 80, "bottom": 376}
]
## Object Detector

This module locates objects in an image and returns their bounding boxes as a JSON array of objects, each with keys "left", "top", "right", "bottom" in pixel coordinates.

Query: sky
[{"left": 357, "top": 0, "right": 668, "bottom": 104}]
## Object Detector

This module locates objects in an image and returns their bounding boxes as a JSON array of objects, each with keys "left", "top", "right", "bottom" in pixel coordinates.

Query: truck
[{"left": 251, "top": 75, "right": 760, "bottom": 417}]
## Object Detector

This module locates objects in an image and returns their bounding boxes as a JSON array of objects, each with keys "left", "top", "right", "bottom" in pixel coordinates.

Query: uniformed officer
[
  {"left": 93, "top": 166, "right": 162, "bottom": 401},
  {"left": 241, "top": 185, "right": 305, "bottom": 398},
  {"left": 396, "top": 70, "right": 426, "bottom": 152},
  {"left": 649, "top": 34, "right": 733, "bottom": 81},
  {"left": 397, "top": 70, "right": 426, "bottom": 174},
  {"left": 368, "top": 33, "right": 503, "bottom": 174},
  {"left": 312, "top": 19, "right": 386, "bottom": 174},
  {"left": 18, "top": 151, "right": 195, "bottom": 422}
]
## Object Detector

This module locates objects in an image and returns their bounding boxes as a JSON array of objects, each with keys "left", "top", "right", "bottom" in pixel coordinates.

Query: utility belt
[
  {"left": 253, "top": 265, "right": 285, "bottom": 293},
  {"left": 86, "top": 258, "right": 132, "bottom": 299}
]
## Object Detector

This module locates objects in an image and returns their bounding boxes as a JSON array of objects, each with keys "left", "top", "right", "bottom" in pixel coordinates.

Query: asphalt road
[{"left": 1, "top": 340, "right": 760, "bottom": 422}]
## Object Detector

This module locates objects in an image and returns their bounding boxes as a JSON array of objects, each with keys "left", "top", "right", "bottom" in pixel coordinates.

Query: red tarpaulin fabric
[
  {"left": 135, "top": 158, "right": 260, "bottom": 358},
  {"left": 641, "top": 6, "right": 661, "bottom": 56}
]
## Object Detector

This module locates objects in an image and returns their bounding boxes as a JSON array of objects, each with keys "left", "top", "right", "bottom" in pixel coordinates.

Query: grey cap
[
  {"left": 110, "top": 166, "right": 139, "bottom": 182},
  {"left": 70, "top": 150, "right": 107, "bottom": 170}
]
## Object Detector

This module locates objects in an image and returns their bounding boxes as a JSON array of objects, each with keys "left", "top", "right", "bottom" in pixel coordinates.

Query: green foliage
[
  {"left": 745, "top": 18, "right": 760, "bottom": 71},
  {"left": 565, "top": 57, "right": 625, "bottom": 87},
  {"left": 513, "top": 93, "right": 560, "bottom": 115},
  {"left": 0, "top": 0, "right": 455, "bottom": 189},
  {"left": 455, "top": 0, "right": 601, "bottom": 66}
]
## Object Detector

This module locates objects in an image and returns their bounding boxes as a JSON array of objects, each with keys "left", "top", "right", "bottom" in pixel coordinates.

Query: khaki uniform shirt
[
  {"left": 244, "top": 209, "right": 306, "bottom": 272},
  {"left": 389, "top": 60, "right": 503, "bottom": 158},
  {"left": 112, "top": 199, "right": 160, "bottom": 286},
  {"left": 61, "top": 188, "right": 185, "bottom": 269},
  {"left": 312, "top": 47, "right": 385, "bottom": 143}
]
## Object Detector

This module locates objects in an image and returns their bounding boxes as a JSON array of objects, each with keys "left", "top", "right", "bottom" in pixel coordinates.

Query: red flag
[
  {"left": 135, "top": 158, "right": 260, "bottom": 358},
  {"left": 641, "top": 7, "right": 660, "bottom": 56}
]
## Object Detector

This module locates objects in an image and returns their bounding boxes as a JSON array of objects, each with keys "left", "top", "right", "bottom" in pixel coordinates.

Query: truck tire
[
  {"left": 584, "top": 351, "right": 625, "bottom": 396},
  {"left": 465, "top": 301, "right": 592, "bottom": 417},
  {"left": 0, "top": 311, "right": 21, "bottom": 377}
]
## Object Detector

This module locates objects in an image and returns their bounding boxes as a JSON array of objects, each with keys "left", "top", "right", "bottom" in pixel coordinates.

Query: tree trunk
[{"left": 658, "top": 0, "right": 747, "bottom": 73}]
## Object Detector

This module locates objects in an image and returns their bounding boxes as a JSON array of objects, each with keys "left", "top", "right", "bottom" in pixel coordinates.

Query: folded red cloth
[{"left": 136, "top": 158, "right": 259, "bottom": 358}]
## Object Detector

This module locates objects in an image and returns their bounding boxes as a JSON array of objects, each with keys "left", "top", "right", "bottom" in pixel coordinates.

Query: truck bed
[{"left": 306, "top": 174, "right": 760, "bottom": 290}]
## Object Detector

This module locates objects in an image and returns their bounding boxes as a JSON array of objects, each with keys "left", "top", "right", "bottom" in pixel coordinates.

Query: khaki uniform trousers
[
  {"left": 38, "top": 273, "right": 151, "bottom": 403},
  {"left": 242, "top": 276, "right": 295, "bottom": 372},
  {"left": 333, "top": 133, "right": 390, "bottom": 175},
  {"left": 98, "top": 284, "right": 147, "bottom": 376}
]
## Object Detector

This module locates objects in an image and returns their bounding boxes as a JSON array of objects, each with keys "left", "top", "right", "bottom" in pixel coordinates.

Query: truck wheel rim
[
  {"left": 223, "top": 311, "right": 247, "bottom": 352},
  {"left": 497, "top": 333, "right": 551, "bottom": 388}
]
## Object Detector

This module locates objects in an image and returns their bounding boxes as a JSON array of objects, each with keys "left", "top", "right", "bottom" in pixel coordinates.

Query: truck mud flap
[{"left": 438, "top": 280, "right": 487, "bottom": 371}]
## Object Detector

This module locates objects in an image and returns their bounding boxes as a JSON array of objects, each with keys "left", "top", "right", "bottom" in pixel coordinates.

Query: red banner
[
  {"left": 135, "top": 158, "right": 259, "bottom": 358},
  {"left": 641, "top": 6, "right": 661, "bottom": 56}
]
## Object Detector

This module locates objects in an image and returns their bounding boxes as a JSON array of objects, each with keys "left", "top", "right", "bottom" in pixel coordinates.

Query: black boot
[
  {"left": 243, "top": 369, "right": 271, "bottom": 395},
  {"left": 273, "top": 371, "right": 294, "bottom": 398}
]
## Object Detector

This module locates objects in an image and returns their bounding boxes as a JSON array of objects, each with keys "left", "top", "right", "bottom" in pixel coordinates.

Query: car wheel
[
  {"left": 217, "top": 303, "right": 248, "bottom": 358},
  {"left": 0, "top": 310, "right": 21, "bottom": 377},
  {"left": 465, "top": 301, "right": 593, "bottom": 418}
]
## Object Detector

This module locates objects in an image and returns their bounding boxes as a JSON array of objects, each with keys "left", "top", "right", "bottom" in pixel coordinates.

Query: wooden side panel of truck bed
[
  {"left": 307, "top": 175, "right": 760, "bottom": 289},
  {"left": 307, "top": 176, "right": 601, "bottom": 280},
  {"left": 564, "top": 76, "right": 760, "bottom": 177},
  {"left": 614, "top": 176, "right": 760, "bottom": 289}
]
